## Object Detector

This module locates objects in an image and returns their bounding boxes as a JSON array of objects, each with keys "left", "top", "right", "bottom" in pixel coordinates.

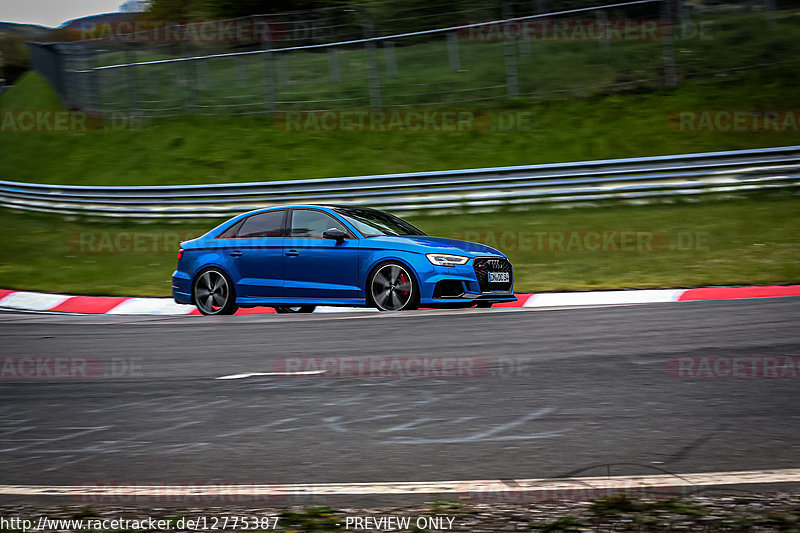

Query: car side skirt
[{"left": 237, "top": 297, "right": 367, "bottom": 307}]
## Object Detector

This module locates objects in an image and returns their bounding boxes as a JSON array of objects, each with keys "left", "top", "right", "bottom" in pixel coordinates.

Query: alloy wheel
[
  {"left": 370, "top": 263, "right": 415, "bottom": 311},
  {"left": 194, "top": 270, "right": 233, "bottom": 315}
]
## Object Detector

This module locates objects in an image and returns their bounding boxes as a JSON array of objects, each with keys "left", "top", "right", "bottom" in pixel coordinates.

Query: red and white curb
[{"left": 0, "top": 285, "right": 798, "bottom": 315}]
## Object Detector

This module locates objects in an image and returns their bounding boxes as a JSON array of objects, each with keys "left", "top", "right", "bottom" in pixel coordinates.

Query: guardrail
[{"left": 1, "top": 145, "right": 798, "bottom": 218}]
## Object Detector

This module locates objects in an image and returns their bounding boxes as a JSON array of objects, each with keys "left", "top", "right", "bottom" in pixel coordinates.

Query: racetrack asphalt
[{"left": 0, "top": 298, "right": 798, "bottom": 504}]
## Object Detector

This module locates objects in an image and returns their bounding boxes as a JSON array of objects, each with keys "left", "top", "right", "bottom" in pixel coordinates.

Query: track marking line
[
  {"left": 524, "top": 289, "right": 683, "bottom": 307},
  {"left": 215, "top": 370, "right": 327, "bottom": 380},
  {"left": 106, "top": 298, "right": 195, "bottom": 315},
  {"left": 1, "top": 469, "right": 800, "bottom": 497}
]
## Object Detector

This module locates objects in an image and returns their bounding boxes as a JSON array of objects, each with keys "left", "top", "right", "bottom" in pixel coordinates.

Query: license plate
[{"left": 489, "top": 272, "right": 510, "bottom": 283}]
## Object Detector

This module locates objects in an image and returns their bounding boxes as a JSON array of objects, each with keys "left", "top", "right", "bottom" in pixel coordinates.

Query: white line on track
[
  {"left": 215, "top": 370, "right": 327, "bottom": 380},
  {"left": 0, "top": 303, "right": 651, "bottom": 322},
  {"left": 1, "top": 469, "right": 799, "bottom": 497}
]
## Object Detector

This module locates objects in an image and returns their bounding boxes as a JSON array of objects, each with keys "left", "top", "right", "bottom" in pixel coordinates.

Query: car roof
[{"left": 238, "top": 204, "right": 379, "bottom": 217}]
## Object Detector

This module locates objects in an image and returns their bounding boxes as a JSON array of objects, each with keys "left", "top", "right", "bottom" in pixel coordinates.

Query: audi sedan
[{"left": 172, "top": 205, "right": 515, "bottom": 315}]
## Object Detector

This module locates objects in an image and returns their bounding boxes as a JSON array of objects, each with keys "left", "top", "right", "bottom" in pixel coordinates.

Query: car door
[
  {"left": 282, "top": 208, "right": 360, "bottom": 300},
  {"left": 221, "top": 209, "right": 286, "bottom": 298}
]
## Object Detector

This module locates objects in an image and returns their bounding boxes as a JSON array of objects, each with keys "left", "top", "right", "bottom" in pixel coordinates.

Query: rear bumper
[{"left": 172, "top": 270, "right": 192, "bottom": 304}]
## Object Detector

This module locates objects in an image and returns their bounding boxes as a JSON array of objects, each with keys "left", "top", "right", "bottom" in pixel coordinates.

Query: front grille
[{"left": 473, "top": 257, "right": 513, "bottom": 293}]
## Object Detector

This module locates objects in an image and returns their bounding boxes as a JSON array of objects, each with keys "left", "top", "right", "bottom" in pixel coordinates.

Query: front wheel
[
  {"left": 369, "top": 262, "right": 419, "bottom": 311},
  {"left": 274, "top": 306, "right": 316, "bottom": 314},
  {"left": 192, "top": 269, "right": 239, "bottom": 315}
]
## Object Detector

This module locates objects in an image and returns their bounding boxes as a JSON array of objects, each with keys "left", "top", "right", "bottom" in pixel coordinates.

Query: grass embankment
[
  {"left": 0, "top": 10, "right": 800, "bottom": 186},
  {"left": 0, "top": 12, "right": 798, "bottom": 296},
  {"left": 1, "top": 196, "right": 797, "bottom": 296},
  {"left": 1, "top": 67, "right": 800, "bottom": 186}
]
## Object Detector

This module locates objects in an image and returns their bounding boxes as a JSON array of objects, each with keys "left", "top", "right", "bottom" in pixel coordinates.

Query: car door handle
[
  {"left": 285, "top": 249, "right": 300, "bottom": 256},
  {"left": 230, "top": 250, "right": 243, "bottom": 257}
]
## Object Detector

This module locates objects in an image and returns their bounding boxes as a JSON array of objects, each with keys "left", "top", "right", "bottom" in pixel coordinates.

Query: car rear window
[{"left": 234, "top": 210, "right": 285, "bottom": 238}]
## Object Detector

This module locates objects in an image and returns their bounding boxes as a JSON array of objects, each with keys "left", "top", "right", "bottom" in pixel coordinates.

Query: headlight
[{"left": 426, "top": 253, "right": 469, "bottom": 267}]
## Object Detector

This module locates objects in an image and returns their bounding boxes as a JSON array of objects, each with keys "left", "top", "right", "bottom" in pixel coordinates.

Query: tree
[
  {"left": 120, "top": 0, "right": 149, "bottom": 12},
  {"left": 0, "top": 34, "right": 30, "bottom": 85}
]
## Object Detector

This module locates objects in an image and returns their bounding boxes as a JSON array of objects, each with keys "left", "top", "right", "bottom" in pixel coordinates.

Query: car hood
[{"left": 366, "top": 235, "right": 505, "bottom": 256}]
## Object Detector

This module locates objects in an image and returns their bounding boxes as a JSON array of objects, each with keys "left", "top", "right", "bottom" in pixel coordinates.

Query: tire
[
  {"left": 192, "top": 268, "right": 239, "bottom": 315},
  {"left": 368, "top": 262, "right": 419, "bottom": 311},
  {"left": 274, "top": 306, "right": 316, "bottom": 314}
]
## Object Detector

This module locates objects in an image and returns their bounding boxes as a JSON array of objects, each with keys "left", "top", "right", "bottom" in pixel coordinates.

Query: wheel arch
[
  {"left": 190, "top": 264, "right": 237, "bottom": 306},
  {"left": 364, "top": 257, "right": 422, "bottom": 307}
]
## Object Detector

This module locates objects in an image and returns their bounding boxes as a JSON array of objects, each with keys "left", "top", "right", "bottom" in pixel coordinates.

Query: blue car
[{"left": 172, "top": 205, "right": 515, "bottom": 315}]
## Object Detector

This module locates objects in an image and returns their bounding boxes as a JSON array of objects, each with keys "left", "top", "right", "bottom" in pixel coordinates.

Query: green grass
[
  {"left": 590, "top": 496, "right": 708, "bottom": 516},
  {"left": 2, "top": 65, "right": 800, "bottom": 187},
  {"left": 1, "top": 10, "right": 800, "bottom": 187},
  {"left": 1, "top": 11, "right": 798, "bottom": 297},
  {"left": 0, "top": 195, "right": 797, "bottom": 296},
  {"left": 531, "top": 515, "right": 588, "bottom": 532},
  {"left": 81, "top": 11, "right": 800, "bottom": 112},
  {"left": 277, "top": 507, "right": 342, "bottom": 532}
]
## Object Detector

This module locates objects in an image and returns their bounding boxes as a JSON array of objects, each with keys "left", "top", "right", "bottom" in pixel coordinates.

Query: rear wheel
[
  {"left": 369, "top": 262, "right": 419, "bottom": 311},
  {"left": 193, "top": 269, "right": 238, "bottom": 315},
  {"left": 274, "top": 306, "right": 316, "bottom": 314}
]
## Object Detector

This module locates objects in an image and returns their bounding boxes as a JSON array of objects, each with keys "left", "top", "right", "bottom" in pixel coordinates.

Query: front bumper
[{"left": 418, "top": 256, "right": 515, "bottom": 305}]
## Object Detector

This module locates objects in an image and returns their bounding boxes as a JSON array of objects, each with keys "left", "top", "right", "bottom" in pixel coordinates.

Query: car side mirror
[{"left": 322, "top": 228, "right": 347, "bottom": 243}]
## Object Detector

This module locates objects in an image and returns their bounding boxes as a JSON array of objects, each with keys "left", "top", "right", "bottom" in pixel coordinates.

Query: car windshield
[{"left": 333, "top": 207, "right": 427, "bottom": 237}]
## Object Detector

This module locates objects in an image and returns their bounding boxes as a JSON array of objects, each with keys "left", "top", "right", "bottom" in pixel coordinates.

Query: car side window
[
  {"left": 236, "top": 210, "right": 285, "bottom": 238},
  {"left": 217, "top": 219, "right": 243, "bottom": 239},
  {"left": 290, "top": 209, "right": 349, "bottom": 239}
]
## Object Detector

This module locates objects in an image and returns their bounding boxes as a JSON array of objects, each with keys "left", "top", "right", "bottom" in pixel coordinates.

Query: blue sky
[{"left": 2, "top": 0, "right": 124, "bottom": 28}]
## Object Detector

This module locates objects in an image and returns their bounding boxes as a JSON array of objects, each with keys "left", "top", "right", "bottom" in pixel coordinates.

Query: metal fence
[
  {"left": 1, "top": 146, "right": 798, "bottom": 218},
  {"left": 25, "top": 0, "right": 796, "bottom": 117}
]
